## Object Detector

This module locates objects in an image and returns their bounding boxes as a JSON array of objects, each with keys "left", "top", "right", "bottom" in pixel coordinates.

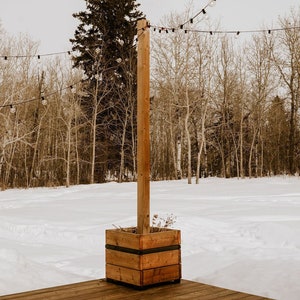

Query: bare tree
[
  {"left": 214, "top": 36, "right": 239, "bottom": 178},
  {"left": 271, "top": 10, "right": 300, "bottom": 174},
  {"left": 246, "top": 33, "right": 275, "bottom": 177}
]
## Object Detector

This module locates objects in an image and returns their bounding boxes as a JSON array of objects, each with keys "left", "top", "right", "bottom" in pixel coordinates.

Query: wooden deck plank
[
  {"left": 0, "top": 281, "right": 112, "bottom": 300},
  {"left": 0, "top": 279, "right": 271, "bottom": 300},
  {"left": 93, "top": 281, "right": 203, "bottom": 300},
  {"left": 170, "top": 283, "right": 261, "bottom": 300}
]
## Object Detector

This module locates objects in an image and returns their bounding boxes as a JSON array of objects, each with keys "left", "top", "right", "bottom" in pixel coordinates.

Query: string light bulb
[
  {"left": 10, "top": 105, "right": 16, "bottom": 114},
  {"left": 209, "top": 0, "right": 216, "bottom": 7},
  {"left": 70, "top": 85, "right": 76, "bottom": 94},
  {"left": 41, "top": 96, "right": 47, "bottom": 106}
]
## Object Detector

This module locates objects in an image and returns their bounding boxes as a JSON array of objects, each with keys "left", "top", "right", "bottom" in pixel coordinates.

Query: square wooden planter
[{"left": 105, "top": 227, "right": 181, "bottom": 288}]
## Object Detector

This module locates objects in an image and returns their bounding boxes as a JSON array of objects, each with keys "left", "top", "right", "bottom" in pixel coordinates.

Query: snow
[{"left": 1, "top": 176, "right": 300, "bottom": 299}]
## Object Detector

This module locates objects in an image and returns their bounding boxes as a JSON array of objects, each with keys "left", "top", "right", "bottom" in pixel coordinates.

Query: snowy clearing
[{"left": 0, "top": 176, "right": 300, "bottom": 299}]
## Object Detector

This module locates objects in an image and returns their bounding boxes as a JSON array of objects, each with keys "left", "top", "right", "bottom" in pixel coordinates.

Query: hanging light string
[
  {"left": 0, "top": 41, "right": 113, "bottom": 60},
  {"left": 0, "top": 36, "right": 140, "bottom": 60},
  {"left": 148, "top": 0, "right": 299, "bottom": 36},
  {"left": 0, "top": 51, "right": 132, "bottom": 112},
  {"left": 149, "top": 0, "right": 216, "bottom": 32},
  {"left": 136, "top": 21, "right": 151, "bottom": 42},
  {"left": 0, "top": 50, "right": 73, "bottom": 60},
  {"left": 150, "top": 24, "right": 300, "bottom": 36},
  {"left": 178, "top": 0, "right": 216, "bottom": 29},
  {"left": 0, "top": 80, "right": 83, "bottom": 111},
  {"left": 0, "top": 24, "right": 148, "bottom": 60}
]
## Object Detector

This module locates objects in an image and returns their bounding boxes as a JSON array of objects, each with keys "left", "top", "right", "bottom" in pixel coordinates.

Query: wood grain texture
[
  {"left": 136, "top": 18, "right": 150, "bottom": 235},
  {"left": 105, "top": 228, "right": 181, "bottom": 250},
  {"left": 0, "top": 279, "right": 272, "bottom": 300}
]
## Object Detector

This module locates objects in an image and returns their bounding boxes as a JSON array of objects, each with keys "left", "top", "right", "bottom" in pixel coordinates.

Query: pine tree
[{"left": 70, "top": 0, "right": 143, "bottom": 182}]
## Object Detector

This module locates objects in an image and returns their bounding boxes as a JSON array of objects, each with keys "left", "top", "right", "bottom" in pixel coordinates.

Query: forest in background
[{"left": 0, "top": 4, "right": 299, "bottom": 189}]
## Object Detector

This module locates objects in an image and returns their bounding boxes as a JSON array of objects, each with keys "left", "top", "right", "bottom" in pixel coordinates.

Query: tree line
[
  {"left": 0, "top": 2, "right": 299, "bottom": 189},
  {"left": 151, "top": 8, "right": 300, "bottom": 183}
]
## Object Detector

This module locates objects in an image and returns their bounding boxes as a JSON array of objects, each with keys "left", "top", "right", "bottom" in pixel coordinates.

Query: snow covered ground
[{"left": 0, "top": 176, "right": 300, "bottom": 299}]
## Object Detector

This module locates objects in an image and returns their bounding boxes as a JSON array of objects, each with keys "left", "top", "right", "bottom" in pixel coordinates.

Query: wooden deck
[{"left": 0, "top": 279, "right": 271, "bottom": 300}]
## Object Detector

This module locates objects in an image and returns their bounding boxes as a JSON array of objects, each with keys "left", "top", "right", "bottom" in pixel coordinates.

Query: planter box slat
[
  {"left": 106, "top": 228, "right": 181, "bottom": 250},
  {"left": 142, "top": 264, "right": 181, "bottom": 286},
  {"left": 106, "top": 264, "right": 141, "bottom": 286},
  {"left": 106, "top": 249, "right": 181, "bottom": 270},
  {"left": 106, "top": 264, "right": 181, "bottom": 287}
]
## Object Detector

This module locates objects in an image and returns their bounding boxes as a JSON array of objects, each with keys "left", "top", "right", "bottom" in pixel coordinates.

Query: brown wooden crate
[
  {"left": 106, "top": 249, "right": 181, "bottom": 270},
  {"left": 105, "top": 228, "right": 181, "bottom": 287}
]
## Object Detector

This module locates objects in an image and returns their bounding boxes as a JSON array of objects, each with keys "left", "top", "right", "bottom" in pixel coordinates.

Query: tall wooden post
[
  {"left": 137, "top": 18, "right": 150, "bottom": 234},
  {"left": 106, "top": 20, "right": 181, "bottom": 285}
]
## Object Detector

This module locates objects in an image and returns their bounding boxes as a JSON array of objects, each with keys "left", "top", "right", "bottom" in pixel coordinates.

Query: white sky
[{"left": 0, "top": 0, "right": 299, "bottom": 53}]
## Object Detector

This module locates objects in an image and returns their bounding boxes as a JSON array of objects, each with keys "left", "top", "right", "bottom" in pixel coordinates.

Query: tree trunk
[
  {"left": 176, "top": 137, "right": 182, "bottom": 179},
  {"left": 185, "top": 95, "right": 192, "bottom": 184}
]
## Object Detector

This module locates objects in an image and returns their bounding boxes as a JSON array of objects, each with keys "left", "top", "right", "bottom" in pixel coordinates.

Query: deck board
[{"left": 0, "top": 279, "right": 271, "bottom": 300}]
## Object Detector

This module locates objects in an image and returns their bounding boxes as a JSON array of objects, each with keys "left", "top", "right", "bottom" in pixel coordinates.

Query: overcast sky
[{"left": 0, "top": 0, "right": 299, "bottom": 53}]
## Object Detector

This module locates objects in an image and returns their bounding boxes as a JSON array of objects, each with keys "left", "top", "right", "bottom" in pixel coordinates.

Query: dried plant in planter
[
  {"left": 152, "top": 213, "right": 177, "bottom": 230},
  {"left": 112, "top": 213, "right": 177, "bottom": 233}
]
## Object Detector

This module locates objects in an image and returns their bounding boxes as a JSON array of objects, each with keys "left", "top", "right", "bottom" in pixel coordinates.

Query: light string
[
  {"left": 149, "top": 25, "right": 300, "bottom": 36},
  {"left": 178, "top": 0, "right": 216, "bottom": 29},
  {"left": 0, "top": 50, "right": 73, "bottom": 60},
  {"left": 2, "top": 11, "right": 298, "bottom": 59},
  {"left": 0, "top": 80, "right": 83, "bottom": 113},
  {"left": 0, "top": 39, "right": 139, "bottom": 60},
  {"left": 0, "top": 1, "right": 209, "bottom": 60},
  {"left": 0, "top": 41, "right": 114, "bottom": 60},
  {"left": 149, "top": 0, "right": 300, "bottom": 36},
  {"left": 148, "top": 0, "right": 216, "bottom": 33},
  {"left": 136, "top": 22, "right": 151, "bottom": 42},
  {"left": 1, "top": 2, "right": 298, "bottom": 114}
]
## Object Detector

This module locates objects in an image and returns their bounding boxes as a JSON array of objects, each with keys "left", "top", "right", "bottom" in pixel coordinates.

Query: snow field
[{"left": 0, "top": 176, "right": 300, "bottom": 299}]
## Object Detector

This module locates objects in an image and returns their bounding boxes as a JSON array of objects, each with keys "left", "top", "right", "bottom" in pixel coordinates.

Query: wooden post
[
  {"left": 137, "top": 18, "right": 150, "bottom": 234},
  {"left": 106, "top": 22, "right": 181, "bottom": 285}
]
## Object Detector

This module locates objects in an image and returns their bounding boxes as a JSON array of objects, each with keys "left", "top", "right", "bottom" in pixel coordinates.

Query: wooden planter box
[{"left": 105, "top": 227, "right": 181, "bottom": 288}]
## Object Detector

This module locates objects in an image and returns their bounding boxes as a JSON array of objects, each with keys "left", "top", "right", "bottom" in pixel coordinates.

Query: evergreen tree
[{"left": 70, "top": 0, "right": 143, "bottom": 182}]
